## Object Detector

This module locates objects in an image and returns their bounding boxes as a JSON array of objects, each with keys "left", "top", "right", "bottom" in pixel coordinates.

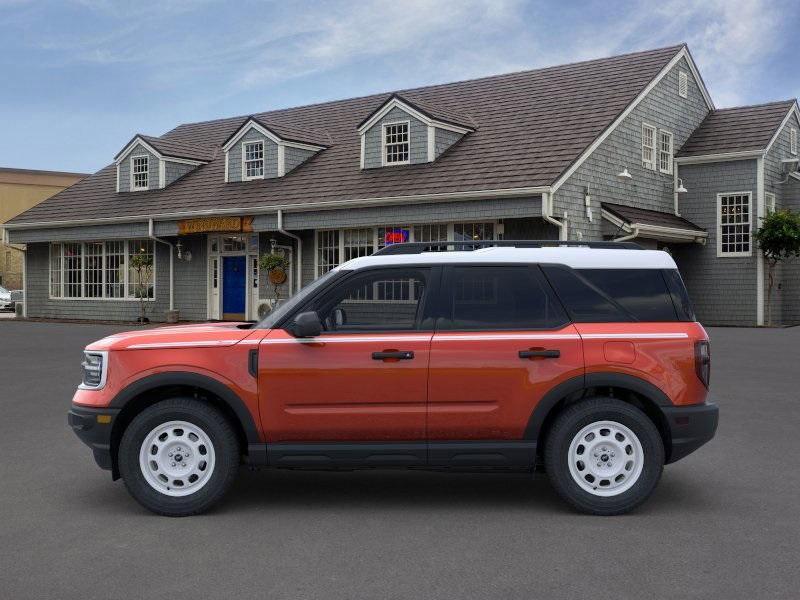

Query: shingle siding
[
  {"left": 284, "top": 146, "right": 317, "bottom": 174},
  {"left": 766, "top": 111, "right": 800, "bottom": 325},
  {"left": 226, "top": 128, "right": 279, "bottom": 182},
  {"left": 118, "top": 143, "right": 159, "bottom": 192},
  {"left": 363, "top": 107, "right": 427, "bottom": 168},
  {"left": 9, "top": 223, "right": 150, "bottom": 244},
  {"left": 434, "top": 128, "right": 463, "bottom": 159},
  {"left": 164, "top": 161, "right": 195, "bottom": 186},
  {"left": 671, "top": 160, "right": 758, "bottom": 326},
  {"left": 555, "top": 57, "right": 709, "bottom": 241}
]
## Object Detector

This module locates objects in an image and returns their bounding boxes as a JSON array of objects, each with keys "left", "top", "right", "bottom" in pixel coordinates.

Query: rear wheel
[
  {"left": 544, "top": 397, "right": 664, "bottom": 515},
  {"left": 118, "top": 398, "right": 239, "bottom": 516}
]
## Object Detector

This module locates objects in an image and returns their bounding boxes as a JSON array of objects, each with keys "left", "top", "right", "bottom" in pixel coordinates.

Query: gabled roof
[
  {"left": 114, "top": 134, "right": 216, "bottom": 163},
  {"left": 602, "top": 202, "right": 705, "bottom": 233},
  {"left": 677, "top": 100, "right": 798, "bottom": 158},
  {"left": 11, "top": 45, "right": 694, "bottom": 226},
  {"left": 221, "top": 116, "right": 331, "bottom": 150},
  {"left": 356, "top": 93, "right": 475, "bottom": 132}
]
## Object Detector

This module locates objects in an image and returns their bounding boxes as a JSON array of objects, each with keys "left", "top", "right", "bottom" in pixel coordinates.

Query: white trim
[
  {"left": 756, "top": 159, "right": 765, "bottom": 326},
  {"left": 115, "top": 165, "right": 120, "bottom": 193},
  {"left": 357, "top": 96, "right": 473, "bottom": 136},
  {"left": 764, "top": 104, "right": 800, "bottom": 155},
  {"left": 658, "top": 130, "right": 674, "bottom": 174},
  {"left": 765, "top": 191, "right": 776, "bottom": 213},
  {"left": 716, "top": 191, "right": 753, "bottom": 258},
  {"left": 5, "top": 185, "right": 552, "bottom": 229},
  {"left": 163, "top": 156, "right": 205, "bottom": 167},
  {"left": 114, "top": 135, "right": 207, "bottom": 166},
  {"left": 277, "top": 144, "right": 286, "bottom": 177},
  {"left": 241, "top": 139, "right": 265, "bottom": 181},
  {"left": 427, "top": 124, "right": 435, "bottom": 162},
  {"left": 359, "top": 136, "right": 365, "bottom": 169},
  {"left": 552, "top": 47, "right": 714, "bottom": 193},
  {"left": 158, "top": 159, "right": 166, "bottom": 189},
  {"left": 381, "top": 120, "right": 411, "bottom": 166},
  {"left": 675, "top": 150, "right": 764, "bottom": 165},
  {"left": 224, "top": 153, "right": 229, "bottom": 183},
  {"left": 130, "top": 155, "right": 150, "bottom": 191},
  {"left": 221, "top": 119, "right": 326, "bottom": 153}
]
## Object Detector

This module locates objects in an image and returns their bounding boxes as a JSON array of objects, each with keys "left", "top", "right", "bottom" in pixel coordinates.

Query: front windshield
[
  {"left": 0, "top": 285, "right": 8, "bottom": 295},
  {"left": 257, "top": 269, "right": 341, "bottom": 329}
]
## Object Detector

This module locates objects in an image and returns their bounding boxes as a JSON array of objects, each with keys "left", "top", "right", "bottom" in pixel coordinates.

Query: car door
[
  {"left": 427, "top": 265, "right": 584, "bottom": 466},
  {"left": 258, "top": 266, "right": 437, "bottom": 453}
]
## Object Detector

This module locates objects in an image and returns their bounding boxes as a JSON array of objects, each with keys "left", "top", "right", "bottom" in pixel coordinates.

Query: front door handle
[
  {"left": 519, "top": 349, "right": 560, "bottom": 359},
  {"left": 372, "top": 350, "right": 415, "bottom": 361}
]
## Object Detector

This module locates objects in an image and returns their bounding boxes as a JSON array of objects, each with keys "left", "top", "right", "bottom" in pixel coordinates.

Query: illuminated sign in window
[{"left": 383, "top": 228, "right": 409, "bottom": 245}]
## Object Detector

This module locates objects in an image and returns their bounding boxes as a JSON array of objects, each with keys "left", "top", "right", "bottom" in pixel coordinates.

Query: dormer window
[
  {"left": 131, "top": 156, "right": 149, "bottom": 190},
  {"left": 383, "top": 122, "right": 410, "bottom": 165},
  {"left": 243, "top": 141, "right": 265, "bottom": 179}
]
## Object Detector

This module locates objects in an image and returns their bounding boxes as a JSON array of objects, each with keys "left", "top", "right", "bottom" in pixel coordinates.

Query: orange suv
[{"left": 68, "top": 241, "right": 718, "bottom": 516}]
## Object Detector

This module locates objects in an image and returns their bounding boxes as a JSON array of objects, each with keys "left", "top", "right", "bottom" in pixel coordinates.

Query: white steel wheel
[
  {"left": 138, "top": 420, "right": 216, "bottom": 497},
  {"left": 567, "top": 420, "right": 644, "bottom": 497}
]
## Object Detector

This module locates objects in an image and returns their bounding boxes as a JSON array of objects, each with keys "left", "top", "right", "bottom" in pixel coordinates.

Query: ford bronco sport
[{"left": 68, "top": 241, "right": 718, "bottom": 516}]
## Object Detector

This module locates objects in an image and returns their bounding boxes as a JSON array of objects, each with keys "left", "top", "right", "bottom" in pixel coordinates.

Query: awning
[{"left": 601, "top": 203, "right": 707, "bottom": 244}]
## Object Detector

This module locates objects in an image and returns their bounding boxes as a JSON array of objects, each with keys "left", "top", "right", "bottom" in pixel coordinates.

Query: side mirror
[{"left": 290, "top": 311, "right": 322, "bottom": 338}]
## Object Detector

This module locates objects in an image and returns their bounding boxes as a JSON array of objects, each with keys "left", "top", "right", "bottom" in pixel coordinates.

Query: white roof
[{"left": 339, "top": 246, "right": 678, "bottom": 271}]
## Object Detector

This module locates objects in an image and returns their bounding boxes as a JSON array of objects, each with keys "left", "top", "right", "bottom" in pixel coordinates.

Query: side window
[
  {"left": 577, "top": 269, "right": 678, "bottom": 321},
  {"left": 439, "top": 266, "right": 567, "bottom": 330},
  {"left": 662, "top": 269, "right": 696, "bottom": 322},
  {"left": 541, "top": 266, "right": 629, "bottom": 322},
  {"left": 312, "top": 268, "right": 430, "bottom": 332}
]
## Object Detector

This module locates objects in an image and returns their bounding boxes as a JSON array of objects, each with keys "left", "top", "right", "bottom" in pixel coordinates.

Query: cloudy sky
[{"left": 1, "top": 0, "right": 798, "bottom": 172}]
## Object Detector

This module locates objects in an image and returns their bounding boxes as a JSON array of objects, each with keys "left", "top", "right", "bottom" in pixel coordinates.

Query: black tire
[
  {"left": 118, "top": 398, "right": 240, "bottom": 517},
  {"left": 544, "top": 397, "right": 664, "bottom": 515}
]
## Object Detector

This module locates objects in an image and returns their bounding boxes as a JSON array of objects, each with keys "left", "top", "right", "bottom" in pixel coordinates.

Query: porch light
[
  {"left": 676, "top": 178, "right": 688, "bottom": 194},
  {"left": 616, "top": 167, "right": 633, "bottom": 181}
]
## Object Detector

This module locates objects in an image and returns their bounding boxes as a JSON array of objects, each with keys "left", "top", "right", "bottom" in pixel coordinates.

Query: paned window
[
  {"left": 317, "top": 230, "right": 340, "bottom": 275},
  {"left": 128, "top": 239, "right": 154, "bottom": 299},
  {"left": 244, "top": 141, "right": 264, "bottom": 179},
  {"left": 84, "top": 242, "right": 104, "bottom": 298},
  {"left": 659, "top": 130, "right": 674, "bottom": 174},
  {"left": 642, "top": 123, "right": 656, "bottom": 170},
  {"left": 131, "top": 156, "right": 149, "bottom": 190},
  {"left": 718, "top": 193, "right": 752, "bottom": 256},
  {"left": 383, "top": 122, "right": 410, "bottom": 165},
  {"left": 105, "top": 241, "right": 126, "bottom": 298}
]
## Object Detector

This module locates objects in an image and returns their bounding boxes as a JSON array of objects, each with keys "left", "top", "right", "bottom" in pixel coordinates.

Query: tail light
[{"left": 694, "top": 340, "right": 710, "bottom": 389}]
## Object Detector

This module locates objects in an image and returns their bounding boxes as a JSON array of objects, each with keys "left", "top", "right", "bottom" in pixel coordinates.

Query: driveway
[{"left": 0, "top": 321, "right": 797, "bottom": 599}]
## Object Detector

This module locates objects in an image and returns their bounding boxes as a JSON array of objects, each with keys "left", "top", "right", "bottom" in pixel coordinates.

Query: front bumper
[
  {"left": 662, "top": 401, "right": 719, "bottom": 464},
  {"left": 68, "top": 405, "right": 121, "bottom": 472}
]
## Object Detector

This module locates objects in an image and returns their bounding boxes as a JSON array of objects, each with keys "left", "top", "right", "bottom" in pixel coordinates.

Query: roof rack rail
[{"left": 373, "top": 239, "right": 642, "bottom": 255}]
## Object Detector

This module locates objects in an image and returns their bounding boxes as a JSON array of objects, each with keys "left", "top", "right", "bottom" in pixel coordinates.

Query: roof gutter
[
  {"left": 148, "top": 219, "right": 174, "bottom": 312},
  {"left": 277, "top": 209, "right": 303, "bottom": 292},
  {"left": 541, "top": 191, "right": 567, "bottom": 240},
  {"left": 4, "top": 185, "right": 552, "bottom": 231}
]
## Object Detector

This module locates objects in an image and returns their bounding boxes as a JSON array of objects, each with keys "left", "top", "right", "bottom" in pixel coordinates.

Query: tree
[
  {"left": 259, "top": 252, "right": 290, "bottom": 308},
  {"left": 129, "top": 250, "right": 154, "bottom": 324},
  {"left": 755, "top": 208, "right": 800, "bottom": 326}
]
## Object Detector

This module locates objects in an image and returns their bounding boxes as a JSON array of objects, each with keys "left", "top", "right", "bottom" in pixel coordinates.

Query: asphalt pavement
[{"left": 0, "top": 320, "right": 797, "bottom": 599}]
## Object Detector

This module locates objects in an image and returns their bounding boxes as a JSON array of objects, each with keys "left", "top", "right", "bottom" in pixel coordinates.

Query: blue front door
[{"left": 222, "top": 256, "right": 246, "bottom": 318}]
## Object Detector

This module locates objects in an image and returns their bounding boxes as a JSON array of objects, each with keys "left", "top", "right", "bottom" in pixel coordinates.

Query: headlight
[{"left": 80, "top": 351, "right": 108, "bottom": 389}]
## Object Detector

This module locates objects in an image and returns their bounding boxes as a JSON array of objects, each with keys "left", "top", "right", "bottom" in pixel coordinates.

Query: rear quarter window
[{"left": 542, "top": 266, "right": 680, "bottom": 322}]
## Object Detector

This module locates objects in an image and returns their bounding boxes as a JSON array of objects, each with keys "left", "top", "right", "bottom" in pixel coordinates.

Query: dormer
[
  {"left": 221, "top": 117, "right": 328, "bottom": 182},
  {"left": 114, "top": 135, "right": 213, "bottom": 192},
  {"left": 357, "top": 94, "right": 474, "bottom": 169}
]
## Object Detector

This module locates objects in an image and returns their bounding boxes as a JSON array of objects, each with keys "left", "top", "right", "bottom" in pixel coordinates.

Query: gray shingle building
[{"left": 5, "top": 44, "right": 800, "bottom": 326}]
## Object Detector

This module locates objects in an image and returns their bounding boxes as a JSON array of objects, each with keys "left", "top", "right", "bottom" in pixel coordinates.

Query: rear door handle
[
  {"left": 519, "top": 349, "right": 560, "bottom": 359},
  {"left": 372, "top": 350, "right": 415, "bottom": 360}
]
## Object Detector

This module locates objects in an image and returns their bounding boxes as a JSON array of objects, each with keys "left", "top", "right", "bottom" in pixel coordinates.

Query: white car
[{"left": 0, "top": 285, "right": 14, "bottom": 311}]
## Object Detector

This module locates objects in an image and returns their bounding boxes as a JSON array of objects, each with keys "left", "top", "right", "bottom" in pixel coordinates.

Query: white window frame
[
  {"left": 314, "top": 221, "right": 497, "bottom": 277},
  {"left": 642, "top": 122, "right": 657, "bottom": 170},
  {"left": 48, "top": 240, "right": 156, "bottom": 300},
  {"left": 678, "top": 70, "right": 688, "bottom": 99},
  {"left": 659, "top": 130, "right": 674, "bottom": 174},
  {"left": 242, "top": 140, "right": 265, "bottom": 180},
  {"left": 130, "top": 155, "right": 149, "bottom": 191},
  {"left": 716, "top": 192, "right": 753, "bottom": 258},
  {"left": 765, "top": 192, "right": 776, "bottom": 214},
  {"left": 790, "top": 127, "right": 797, "bottom": 155},
  {"left": 382, "top": 120, "right": 411, "bottom": 166}
]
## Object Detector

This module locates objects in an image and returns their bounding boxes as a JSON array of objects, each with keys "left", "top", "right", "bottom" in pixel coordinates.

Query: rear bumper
[
  {"left": 68, "top": 405, "right": 120, "bottom": 471},
  {"left": 662, "top": 401, "right": 719, "bottom": 464}
]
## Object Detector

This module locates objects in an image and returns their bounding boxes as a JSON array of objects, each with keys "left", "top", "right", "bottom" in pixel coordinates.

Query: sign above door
[{"left": 178, "top": 216, "right": 254, "bottom": 235}]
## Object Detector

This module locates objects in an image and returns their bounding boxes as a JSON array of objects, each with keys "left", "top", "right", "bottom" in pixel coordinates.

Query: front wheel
[
  {"left": 544, "top": 397, "right": 664, "bottom": 515},
  {"left": 118, "top": 398, "right": 240, "bottom": 516}
]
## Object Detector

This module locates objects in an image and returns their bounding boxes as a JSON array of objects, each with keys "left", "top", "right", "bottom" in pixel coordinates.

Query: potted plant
[{"left": 259, "top": 252, "right": 290, "bottom": 309}]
